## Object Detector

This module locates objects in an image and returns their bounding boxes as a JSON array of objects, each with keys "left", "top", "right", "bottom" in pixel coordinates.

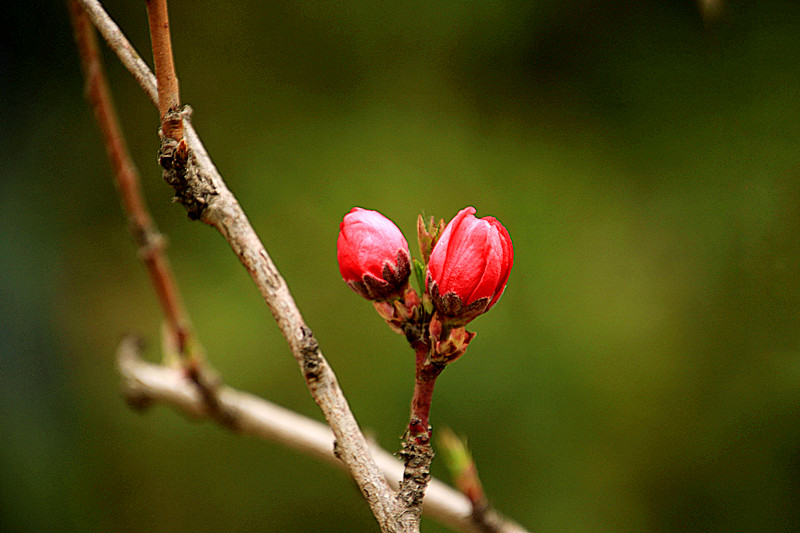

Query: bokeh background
[{"left": 4, "top": 0, "right": 800, "bottom": 531}]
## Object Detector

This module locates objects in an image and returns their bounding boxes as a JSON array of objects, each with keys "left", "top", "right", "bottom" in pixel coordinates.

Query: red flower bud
[
  {"left": 338, "top": 207, "right": 412, "bottom": 301},
  {"left": 426, "top": 206, "right": 513, "bottom": 325}
]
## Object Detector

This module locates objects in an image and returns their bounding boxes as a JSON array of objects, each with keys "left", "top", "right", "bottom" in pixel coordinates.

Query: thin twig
[
  {"left": 145, "top": 0, "right": 183, "bottom": 141},
  {"left": 117, "top": 337, "right": 530, "bottom": 533},
  {"left": 76, "top": 0, "right": 158, "bottom": 106},
  {"left": 69, "top": 0, "right": 237, "bottom": 431},
  {"left": 68, "top": 0, "right": 191, "bottom": 355}
]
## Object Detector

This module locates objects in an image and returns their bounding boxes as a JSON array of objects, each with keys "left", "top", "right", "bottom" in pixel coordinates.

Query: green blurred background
[{"left": 4, "top": 0, "right": 800, "bottom": 531}]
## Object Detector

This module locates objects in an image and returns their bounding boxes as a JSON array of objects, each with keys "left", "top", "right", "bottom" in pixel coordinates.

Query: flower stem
[
  {"left": 396, "top": 342, "right": 444, "bottom": 521},
  {"left": 408, "top": 345, "right": 444, "bottom": 442}
]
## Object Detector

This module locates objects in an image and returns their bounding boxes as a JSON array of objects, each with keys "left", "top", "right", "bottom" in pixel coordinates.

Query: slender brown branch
[
  {"left": 68, "top": 0, "right": 190, "bottom": 355},
  {"left": 117, "top": 336, "right": 530, "bottom": 533},
  {"left": 69, "top": 0, "right": 237, "bottom": 433},
  {"left": 76, "top": 0, "right": 158, "bottom": 106},
  {"left": 395, "top": 343, "right": 444, "bottom": 525},
  {"left": 145, "top": 0, "right": 183, "bottom": 141},
  {"left": 408, "top": 347, "right": 444, "bottom": 443}
]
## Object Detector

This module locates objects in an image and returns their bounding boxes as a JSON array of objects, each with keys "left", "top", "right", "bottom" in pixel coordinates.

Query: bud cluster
[{"left": 337, "top": 206, "right": 513, "bottom": 364}]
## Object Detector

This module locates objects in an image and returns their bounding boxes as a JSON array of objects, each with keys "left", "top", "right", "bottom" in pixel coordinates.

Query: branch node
[
  {"left": 396, "top": 438, "right": 435, "bottom": 517},
  {"left": 132, "top": 225, "right": 166, "bottom": 259},
  {"left": 299, "top": 325, "right": 322, "bottom": 383},
  {"left": 161, "top": 107, "right": 184, "bottom": 143},
  {"left": 158, "top": 131, "right": 217, "bottom": 220},
  {"left": 333, "top": 438, "right": 343, "bottom": 461},
  {"left": 184, "top": 358, "right": 240, "bottom": 431}
]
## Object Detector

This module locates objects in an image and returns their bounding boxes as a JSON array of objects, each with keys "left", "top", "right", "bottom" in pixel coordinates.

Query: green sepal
[{"left": 413, "top": 258, "right": 426, "bottom": 296}]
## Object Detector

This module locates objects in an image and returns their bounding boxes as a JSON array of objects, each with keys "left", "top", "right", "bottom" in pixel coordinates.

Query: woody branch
[
  {"left": 67, "top": 0, "right": 190, "bottom": 355},
  {"left": 118, "top": 337, "right": 529, "bottom": 533}
]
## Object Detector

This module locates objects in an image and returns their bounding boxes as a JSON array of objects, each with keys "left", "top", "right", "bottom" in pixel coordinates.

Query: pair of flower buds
[{"left": 337, "top": 206, "right": 513, "bottom": 360}]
